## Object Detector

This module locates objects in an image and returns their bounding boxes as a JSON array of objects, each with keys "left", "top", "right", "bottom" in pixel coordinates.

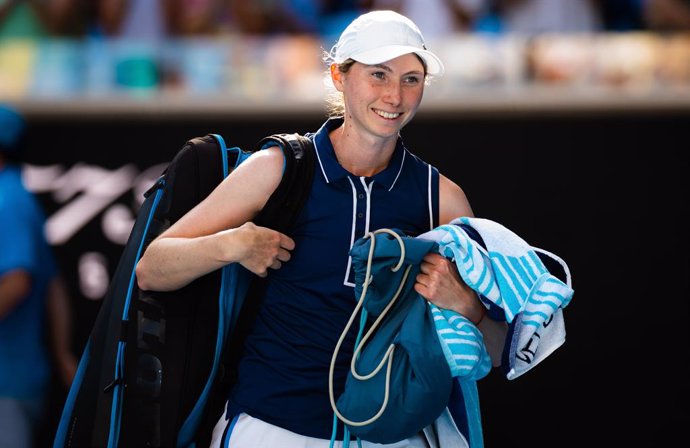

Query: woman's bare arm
[
  {"left": 418, "top": 174, "right": 508, "bottom": 367},
  {"left": 135, "top": 147, "right": 294, "bottom": 291}
]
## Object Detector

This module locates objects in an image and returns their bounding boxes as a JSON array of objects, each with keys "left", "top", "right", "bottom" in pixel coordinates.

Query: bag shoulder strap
[
  {"left": 158, "top": 134, "right": 238, "bottom": 224},
  {"left": 253, "top": 132, "right": 315, "bottom": 233}
]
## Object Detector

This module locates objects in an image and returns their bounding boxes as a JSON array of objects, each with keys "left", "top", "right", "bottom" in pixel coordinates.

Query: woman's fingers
[
  {"left": 277, "top": 247, "right": 292, "bottom": 263},
  {"left": 237, "top": 223, "right": 295, "bottom": 275},
  {"left": 279, "top": 233, "right": 296, "bottom": 251}
]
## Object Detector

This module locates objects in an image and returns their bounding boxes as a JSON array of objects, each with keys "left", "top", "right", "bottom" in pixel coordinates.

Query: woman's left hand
[{"left": 414, "top": 253, "right": 484, "bottom": 324}]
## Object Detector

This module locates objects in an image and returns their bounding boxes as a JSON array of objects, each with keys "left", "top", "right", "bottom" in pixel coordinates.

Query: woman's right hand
[{"left": 228, "top": 222, "right": 295, "bottom": 277}]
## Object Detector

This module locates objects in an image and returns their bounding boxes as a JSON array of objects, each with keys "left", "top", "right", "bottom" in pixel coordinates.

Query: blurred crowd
[
  {"left": 1, "top": 0, "right": 689, "bottom": 42},
  {"left": 1, "top": 0, "right": 689, "bottom": 99}
]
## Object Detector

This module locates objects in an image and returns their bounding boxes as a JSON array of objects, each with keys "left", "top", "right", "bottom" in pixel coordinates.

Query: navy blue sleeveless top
[{"left": 227, "top": 118, "right": 440, "bottom": 439}]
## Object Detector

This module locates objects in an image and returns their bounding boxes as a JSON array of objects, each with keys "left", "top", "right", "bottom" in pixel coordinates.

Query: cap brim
[{"left": 351, "top": 45, "right": 445, "bottom": 76}]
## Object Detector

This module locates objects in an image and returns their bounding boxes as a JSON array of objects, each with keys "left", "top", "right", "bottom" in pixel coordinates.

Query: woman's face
[{"left": 333, "top": 53, "right": 425, "bottom": 140}]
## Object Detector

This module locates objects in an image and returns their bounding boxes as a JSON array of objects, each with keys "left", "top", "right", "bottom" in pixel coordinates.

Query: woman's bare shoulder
[
  {"left": 158, "top": 146, "right": 286, "bottom": 238},
  {"left": 439, "top": 174, "right": 474, "bottom": 224}
]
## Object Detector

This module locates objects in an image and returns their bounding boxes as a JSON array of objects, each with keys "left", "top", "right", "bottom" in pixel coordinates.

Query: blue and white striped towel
[
  {"left": 428, "top": 304, "right": 492, "bottom": 380},
  {"left": 419, "top": 217, "right": 574, "bottom": 380}
]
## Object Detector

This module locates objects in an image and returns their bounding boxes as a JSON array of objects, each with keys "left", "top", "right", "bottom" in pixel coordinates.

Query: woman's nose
[{"left": 382, "top": 82, "right": 402, "bottom": 106}]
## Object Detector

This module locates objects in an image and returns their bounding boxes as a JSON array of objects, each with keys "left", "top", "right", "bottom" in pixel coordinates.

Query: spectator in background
[
  {"left": 90, "top": 1, "right": 176, "bottom": 94},
  {"left": 94, "top": 0, "right": 171, "bottom": 40},
  {"left": 643, "top": 0, "right": 690, "bottom": 29},
  {"left": 226, "top": 0, "right": 367, "bottom": 38},
  {"left": 0, "top": 105, "right": 77, "bottom": 448},
  {"left": 93, "top": 0, "right": 355, "bottom": 37},
  {"left": 597, "top": 0, "right": 690, "bottom": 31},
  {"left": 227, "top": 0, "right": 327, "bottom": 35},
  {"left": 0, "top": 0, "right": 87, "bottom": 38},
  {"left": 367, "top": 0, "right": 485, "bottom": 37},
  {"left": 171, "top": 0, "right": 232, "bottom": 36},
  {"left": 94, "top": 0, "right": 355, "bottom": 37},
  {"left": 598, "top": 0, "right": 647, "bottom": 30},
  {"left": 316, "top": 0, "right": 368, "bottom": 41},
  {"left": 473, "top": 0, "right": 603, "bottom": 34}
]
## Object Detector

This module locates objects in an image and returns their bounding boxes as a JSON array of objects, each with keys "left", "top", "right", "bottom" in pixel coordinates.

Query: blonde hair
[{"left": 323, "top": 57, "right": 356, "bottom": 118}]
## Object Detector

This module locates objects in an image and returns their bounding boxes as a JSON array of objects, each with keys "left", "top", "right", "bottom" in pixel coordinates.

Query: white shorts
[{"left": 210, "top": 411, "right": 430, "bottom": 448}]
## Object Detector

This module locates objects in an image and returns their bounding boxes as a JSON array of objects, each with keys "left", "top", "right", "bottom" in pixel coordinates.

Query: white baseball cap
[{"left": 331, "top": 10, "right": 445, "bottom": 76}]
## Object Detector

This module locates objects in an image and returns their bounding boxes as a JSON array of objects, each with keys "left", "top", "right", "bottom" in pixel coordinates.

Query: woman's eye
[
  {"left": 372, "top": 71, "right": 386, "bottom": 80},
  {"left": 404, "top": 76, "right": 421, "bottom": 85}
]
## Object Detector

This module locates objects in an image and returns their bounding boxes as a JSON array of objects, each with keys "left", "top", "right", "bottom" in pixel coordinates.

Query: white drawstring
[{"left": 328, "top": 229, "right": 409, "bottom": 428}]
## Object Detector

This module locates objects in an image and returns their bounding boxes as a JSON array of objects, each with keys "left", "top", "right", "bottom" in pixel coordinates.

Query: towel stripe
[{"left": 429, "top": 304, "right": 491, "bottom": 380}]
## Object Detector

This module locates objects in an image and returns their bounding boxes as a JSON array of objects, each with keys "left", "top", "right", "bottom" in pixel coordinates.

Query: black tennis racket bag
[{"left": 54, "top": 132, "right": 314, "bottom": 448}]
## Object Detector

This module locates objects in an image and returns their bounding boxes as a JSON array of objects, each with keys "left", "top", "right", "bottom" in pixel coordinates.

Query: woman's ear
[{"left": 330, "top": 64, "right": 345, "bottom": 92}]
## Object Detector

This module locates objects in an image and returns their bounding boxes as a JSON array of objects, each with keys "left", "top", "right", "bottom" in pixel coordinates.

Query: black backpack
[{"left": 54, "top": 132, "right": 315, "bottom": 448}]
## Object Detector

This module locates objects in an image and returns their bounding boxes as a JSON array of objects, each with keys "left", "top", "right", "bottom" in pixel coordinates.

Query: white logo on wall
[
  {"left": 79, "top": 252, "right": 110, "bottom": 300},
  {"left": 23, "top": 162, "right": 167, "bottom": 300}
]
